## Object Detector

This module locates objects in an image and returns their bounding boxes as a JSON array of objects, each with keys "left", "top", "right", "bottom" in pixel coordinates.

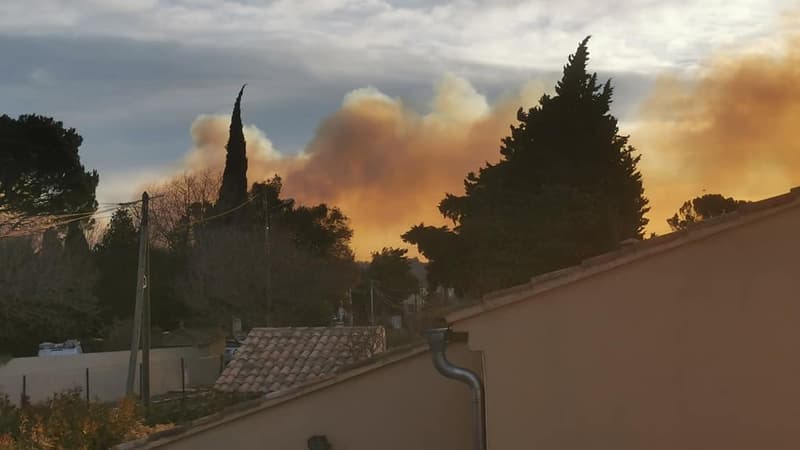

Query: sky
[{"left": 2, "top": 0, "right": 798, "bottom": 258}]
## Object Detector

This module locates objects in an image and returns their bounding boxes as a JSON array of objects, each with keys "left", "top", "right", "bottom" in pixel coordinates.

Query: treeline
[
  {"left": 0, "top": 91, "right": 418, "bottom": 356},
  {"left": 1, "top": 38, "right": 748, "bottom": 357}
]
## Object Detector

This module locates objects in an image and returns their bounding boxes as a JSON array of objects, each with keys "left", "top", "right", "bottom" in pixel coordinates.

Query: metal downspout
[{"left": 426, "top": 328, "right": 487, "bottom": 450}]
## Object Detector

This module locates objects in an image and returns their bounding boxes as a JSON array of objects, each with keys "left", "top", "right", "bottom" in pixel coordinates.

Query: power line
[
  {"left": 97, "top": 193, "right": 166, "bottom": 207},
  {"left": 166, "top": 194, "right": 258, "bottom": 235},
  {"left": 1, "top": 192, "right": 252, "bottom": 240},
  {"left": 0, "top": 193, "right": 171, "bottom": 240},
  {"left": 0, "top": 206, "right": 120, "bottom": 239}
]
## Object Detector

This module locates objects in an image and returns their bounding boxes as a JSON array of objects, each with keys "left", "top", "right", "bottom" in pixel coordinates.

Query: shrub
[{"left": 0, "top": 388, "right": 167, "bottom": 450}]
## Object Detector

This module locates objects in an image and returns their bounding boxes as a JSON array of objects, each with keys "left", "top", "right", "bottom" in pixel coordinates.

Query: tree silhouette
[
  {"left": 351, "top": 248, "right": 420, "bottom": 324},
  {"left": 367, "top": 248, "right": 419, "bottom": 301},
  {"left": 0, "top": 233, "right": 98, "bottom": 356},
  {"left": 217, "top": 85, "right": 249, "bottom": 214},
  {"left": 181, "top": 177, "right": 358, "bottom": 328},
  {"left": 93, "top": 208, "right": 139, "bottom": 322},
  {"left": 0, "top": 114, "right": 98, "bottom": 218},
  {"left": 404, "top": 37, "right": 649, "bottom": 296},
  {"left": 92, "top": 208, "right": 185, "bottom": 328},
  {"left": 667, "top": 193, "right": 749, "bottom": 231}
]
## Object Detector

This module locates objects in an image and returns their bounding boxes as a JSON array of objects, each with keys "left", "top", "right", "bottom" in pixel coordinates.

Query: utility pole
[
  {"left": 141, "top": 226, "right": 151, "bottom": 408},
  {"left": 126, "top": 192, "right": 150, "bottom": 396},
  {"left": 369, "top": 279, "right": 375, "bottom": 326},
  {"left": 264, "top": 193, "right": 272, "bottom": 326}
]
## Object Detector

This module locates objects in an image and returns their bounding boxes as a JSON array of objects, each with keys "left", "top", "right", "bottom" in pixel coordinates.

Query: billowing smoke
[
  {"left": 183, "top": 114, "right": 302, "bottom": 177},
  {"left": 177, "top": 23, "right": 800, "bottom": 258},
  {"left": 633, "top": 24, "right": 800, "bottom": 234},
  {"left": 182, "top": 74, "right": 545, "bottom": 258}
]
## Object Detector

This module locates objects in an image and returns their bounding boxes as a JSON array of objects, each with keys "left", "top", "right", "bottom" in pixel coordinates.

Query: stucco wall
[
  {"left": 145, "top": 343, "right": 482, "bottom": 450},
  {"left": 0, "top": 347, "right": 222, "bottom": 404},
  {"left": 454, "top": 204, "right": 800, "bottom": 449}
]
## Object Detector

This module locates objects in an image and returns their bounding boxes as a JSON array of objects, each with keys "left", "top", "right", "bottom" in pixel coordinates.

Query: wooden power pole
[
  {"left": 126, "top": 192, "right": 150, "bottom": 399},
  {"left": 264, "top": 193, "right": 272, "bottom": 326},
  {"left": 142, "top": 222, "right": 151, "bottom": 407}
]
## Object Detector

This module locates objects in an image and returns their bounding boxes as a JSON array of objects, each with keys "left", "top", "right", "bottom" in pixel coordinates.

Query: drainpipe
[{"left": 425, "top": 328, "right": 486, "bottom": 450}]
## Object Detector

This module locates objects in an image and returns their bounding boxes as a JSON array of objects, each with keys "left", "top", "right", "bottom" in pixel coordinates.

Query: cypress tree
[
  {"left": 404, "top": 37, "right": 649, "bottom": 295},
  {"left": 217, "top": 85, "right": 249, "bottom": 213}
]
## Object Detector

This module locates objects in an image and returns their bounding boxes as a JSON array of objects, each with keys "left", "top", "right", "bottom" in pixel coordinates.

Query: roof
[
  {"left": 447, "top": 186, "right": 800, "bottom": 324},
  {"left": 215, "top": 326, "right": 387, "bottom": 394}
]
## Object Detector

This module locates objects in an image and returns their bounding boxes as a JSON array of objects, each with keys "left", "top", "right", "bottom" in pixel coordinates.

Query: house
[
  {"left": 119, "top": 186, "right": 800, "bottom": 450},
  {"left": 215, "top": 326, "right": 387, "bottom": 394}
]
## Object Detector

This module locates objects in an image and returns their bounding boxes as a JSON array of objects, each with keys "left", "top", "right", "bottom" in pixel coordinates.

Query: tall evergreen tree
[
  {"left": 217, "top": 85, "right": 249, "bottom": 213},
  {"left": 404, "top": 37, "right": 649, "bottom": 296}
]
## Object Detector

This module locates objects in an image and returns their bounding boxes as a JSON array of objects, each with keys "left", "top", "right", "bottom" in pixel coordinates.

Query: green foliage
[
  {"left": 667, "top": 193, "right": 749, "bottom": 231},
  {"left": 367, "top": 248, "right": 419, "bottom": 300},
  {"left": 0, "top": 394, "right": 21, "bottom": 440},
  {"left": 92, "top": 208, "right": 186, "bottom": 329},
  {"left": 0, "top": 390, "right": 161, "bottom": 450},
  {"left": 0, "top": 232, "right": 98, "bottom": 356},
  {"left": 0, "top": 114, "right": 98, "bottom": 217},
  {"left": 404, "top": 37, "right": 649, "bottom": 296},
  {"left": 181, "top": 177, "right": 358, "bottom": 328},
  {"left": 217, "top": 85, "right": 249, "bottom": 214},
  {"left": 349, "top": 248, "right": 421, "bottom": 325},
  {"left": 93, "top": 208, "right": 138, "bottom": 322},
  {"left": 284, "top": 204, "right": 354, "bottom": 259}
]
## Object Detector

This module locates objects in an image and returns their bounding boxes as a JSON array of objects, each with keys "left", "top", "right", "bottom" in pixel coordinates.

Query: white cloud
[{"left": 0, "top": 0, "right": 793, "bottom": 75}]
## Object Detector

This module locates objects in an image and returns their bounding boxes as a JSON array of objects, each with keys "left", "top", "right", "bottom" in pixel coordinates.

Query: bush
[{"left": 0, "top": 388, "right": 167, "bottom": 450}]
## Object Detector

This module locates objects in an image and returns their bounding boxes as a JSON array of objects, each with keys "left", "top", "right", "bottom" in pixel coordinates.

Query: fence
[{"left": 0, "top": 347, "right": 224, "bottom": 406}]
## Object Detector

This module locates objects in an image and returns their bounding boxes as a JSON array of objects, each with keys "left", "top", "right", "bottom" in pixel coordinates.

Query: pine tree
[
  {"left": 404, "top": 37, "right": 649, "bottom": 295},
  {"left": 217, "top": 85, "right": 248, "bottom": 213},
  {"left": 667, "top": 194, "right": 748, "bottom": 231},
  {"left": 0, "top": 114, "right": 98, "bottom": 217}
]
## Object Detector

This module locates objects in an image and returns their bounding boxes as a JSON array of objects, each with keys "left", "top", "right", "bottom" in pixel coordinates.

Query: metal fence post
[
  {"left": 21, "top": 375, "right": 27, "bottom": 407},
  {"left": 139, "top": 363, "right": 143, "bottom": 399},
  {"left": 85, "top": 368, "right": 90, "bottom": 404},
  {"left": 180, "top": 357, "right": 186, "bottom": 394}
]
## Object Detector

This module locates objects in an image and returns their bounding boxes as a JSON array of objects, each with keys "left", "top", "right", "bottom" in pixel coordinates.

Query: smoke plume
[
  {"left": 633, "top": 21, "right": 800, "bottom": 234},
  {"left": 182, "top": 74, "right": 545, "bottom": 258},
  {"left": 178, "top": 21, "right": 800, "bottom": 258}
]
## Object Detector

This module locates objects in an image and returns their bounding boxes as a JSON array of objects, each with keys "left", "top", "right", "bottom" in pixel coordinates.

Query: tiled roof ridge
[{"left": 216, "top": 325, "right": 387, "bottom": 394}]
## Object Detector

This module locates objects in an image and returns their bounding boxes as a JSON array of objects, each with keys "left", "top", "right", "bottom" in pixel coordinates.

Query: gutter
[{"left": 425, "top": 328, "right": 487, "bottom": 450}]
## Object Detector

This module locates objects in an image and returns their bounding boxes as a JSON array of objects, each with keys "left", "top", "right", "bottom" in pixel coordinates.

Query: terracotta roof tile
[{"left": 215, "top": 326, "right": 386, "bottom": 395}]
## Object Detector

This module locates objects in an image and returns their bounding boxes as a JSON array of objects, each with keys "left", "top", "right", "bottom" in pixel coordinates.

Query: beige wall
[
  {"left": 146, "top": 343, "right": 482, "bottom": 450},
  {"left": 0, "top": 347, "right": 221, "bottom": 405},
  {"left": 454, "top": 205, "right": 800, "bottom": 450}
]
